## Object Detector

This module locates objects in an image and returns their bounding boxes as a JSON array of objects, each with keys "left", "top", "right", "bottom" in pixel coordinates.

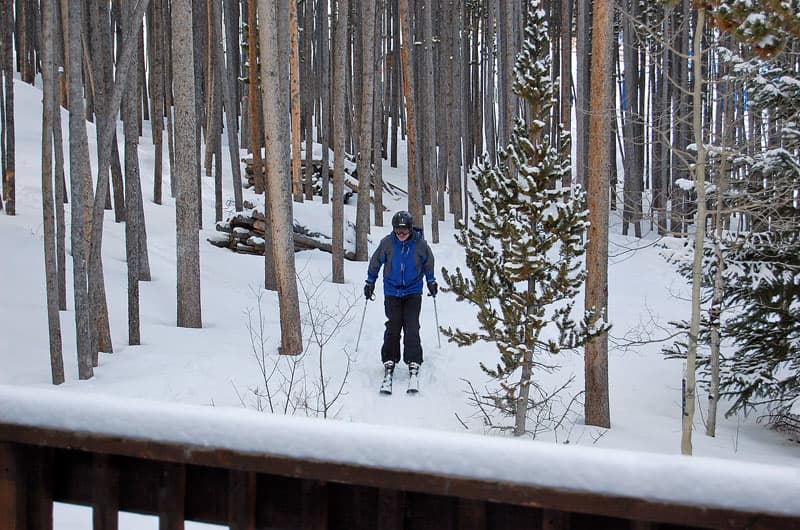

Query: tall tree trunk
[
  {"left": 398, "top": 0, "right": 420, "bottom": 224},
  {"left": 621, "top": 0, "right": 643, "bottom": 237},
  {"left": 150, "top": 0, "right": 166, "bottom": 205},
  {"left": 41, "top": 0, "right": 65, "bottom": 385},
  {"left": 123, "top": 0, "right": 143, "bottom": 346},
  {"left": 289, "top": 0, "right": 302, "bottom": 201},
  {"left": 683, "top": 7, "right": 707, "bottom": 456},
  {"left": 1, "top": 0, "right": 15, "bottom": 216},
  {"left": 332, "top": 0, "right": 349, "bottom": 284},
  {"left": 247, "top": 0, "right": 264, "bottom": 194},
  {"left": 373, "top": 0, "right": 385, "bottom": 227},
  {"left": 319, "top": 0, "right": 331, "bottom": 204},
  {"left": 560, "top": 0, "right": 573, "bottom": 186},
  {"left": 258, "top": 0, "right": 303, "bottom": 355},
  {"left": 173, "top": 0, "right": 202, "bottom": 329},
  {"left": 706, "top": 50, "right": 734, "bottom": 438},
  {"left": 86, "top": 0, "right": 114, "bottom": 357},
  {"left": 583, "top": 0, "right": 612, "bottom": 428},
  {"left": 575, "top": 0, "right": 590, "bottom": 188},
  {"left": 355, "top": 0, "right": 376, "bottom": 260},
  {"left": 52, "top": 69, "right": 67, "bottom": 311},
  {"left": 212, "top": 0, "right": 243, "bottom": 211},
  {"left": 68, "top": 0, "right": 93, "bottom": 380},
  {"left": 420, "top": 0, "right": 438, "bottom": 242}
]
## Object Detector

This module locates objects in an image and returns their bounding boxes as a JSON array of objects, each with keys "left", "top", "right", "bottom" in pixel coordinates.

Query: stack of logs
[
  {"left": 242, "top": 157, "right": 407, "bottom": 202},
  {"left": 208, "top": 201, "right": 357, "bottom": 260}
]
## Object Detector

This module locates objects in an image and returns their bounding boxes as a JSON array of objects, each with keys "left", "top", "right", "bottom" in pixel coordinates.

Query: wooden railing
[{"left": 0, "top": 385, "right": 798, "bottom": 530}]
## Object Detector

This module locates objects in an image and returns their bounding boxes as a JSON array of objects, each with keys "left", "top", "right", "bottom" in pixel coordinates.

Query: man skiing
[{"left": 364, "top": 211, "right": 437, "bottom": 394}]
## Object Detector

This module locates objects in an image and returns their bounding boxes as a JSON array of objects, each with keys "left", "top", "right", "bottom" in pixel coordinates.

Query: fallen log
[{"left": 209, "top": 203, "right": 357, "bottom": 260}]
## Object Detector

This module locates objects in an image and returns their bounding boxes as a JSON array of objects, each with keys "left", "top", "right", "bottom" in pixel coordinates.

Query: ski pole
[
  {"left": 433, "top": 295, "right": 441, "bottom": 348},
  {"left": 355, "top": 296, "right": 370, "bottom": 352}
]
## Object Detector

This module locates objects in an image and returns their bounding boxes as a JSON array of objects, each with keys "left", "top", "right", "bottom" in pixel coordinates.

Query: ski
[
  {"left": 379, "top": 373, "right": 393, "bottom": 395},
  {"left": 380, "top": 362, "right": 394, "bottom": 395},
  {"left": 406, "top": 373, "right": 419, "bottom": 394},
  {"left": 407, "top": 362, "right": 420, "bottom": 394}
]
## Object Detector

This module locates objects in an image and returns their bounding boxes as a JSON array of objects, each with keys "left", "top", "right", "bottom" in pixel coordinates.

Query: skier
[{"left": 364, "top": 211, "right": 437, "bottom": 394}]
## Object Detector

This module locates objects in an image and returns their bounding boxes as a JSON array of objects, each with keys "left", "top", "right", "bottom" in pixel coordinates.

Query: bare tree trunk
[
  {"left": 302, "top": 0, "right": 314, "bottom": 202},
  {"left": 398, "top": 0, "right": 421, "bottom": 224},
  {"left": 86, "top": 0, "right": 114, "bottom": 357},
  {"left": 123, "top": 0, "right": 143, "bottom": 345},
  {"left": 706, "top": 51, "right": 734, "bottom": 437},
  {"left": 482, "top": 1, "right": 496, "bottom": 165},
  {"left": 584, "top": 0, "right": 612, "bottom": 428},
  {"left": 332, "top": 0, "right": 349, "bottom": 284},
  {"left": 258, "top": 0, "right": 303, "bottom": 355},
  {"left": 497, "top": 0, "right": 515, "bottom": 149},
  {"left": 355, "top": 0, "right": 376, "bottom": 260},
  {"left": 247, "top": 0, "right": 264, "bottom": 194},
  {"left": 173, "top": 0, "right": 202, "bottom": 329},
  {"left": 373, "top": 1, "right": 385, "bottom": 227},
  {"left": 212, "top": 0, "right": 243, "bottom": 212},
  {"left": 1, "top": 0, "right": 14, "bottom": 216},
  {"left": 52, "top": 71, "right": 67, "bottom": 311},
  {"left": 575, "top": 0, "right": 590, "bottom": 188},
  {"left": 150, "top": 0, "right": 165, "bottom": 206},
  {"left": 559, "top": 0, "right": 573, "bottom": 186},
  {"left": 683, "top": 7, "right": 707, "bottom": 455},
  {"left": 41, "top": 0, "right": 65, "bottom": 385},
  {"left": 317, "top": 2, "right": 334, "bottom": 204},
  {"left": 68, "top": 0, "right": 93, "bottom": 380},
  {"left": 289, "top": 0, "right": 302, "bottom": 201},
  {"left": 319, "top": 0, "right": 331, "bottom": 204},
  {"left": 621, "top": 0, "right": 643, "bottom": 237},
  {"left": 420, "top": 0, "right": 438, "bottom": 241}
]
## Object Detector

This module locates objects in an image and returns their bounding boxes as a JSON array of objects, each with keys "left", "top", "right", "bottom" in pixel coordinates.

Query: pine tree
[
  {"left": 441, "top": 3, "right": 590, "bottom": 437},
  {"left": 664, "top": 53, "right": 800, "bottom": 421},
  {"left": 719, "top": 54, "right": 799, "bottom": 417}
]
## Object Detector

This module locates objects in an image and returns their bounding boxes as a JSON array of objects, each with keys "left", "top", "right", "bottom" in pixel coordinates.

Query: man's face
[{"left": 394, "top": 227, "right": 410, "bottom": 240}]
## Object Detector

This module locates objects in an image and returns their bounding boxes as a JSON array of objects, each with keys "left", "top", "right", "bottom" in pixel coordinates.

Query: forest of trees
[{"left": 0, "top": 0, "right": 798, "bottom": 448}]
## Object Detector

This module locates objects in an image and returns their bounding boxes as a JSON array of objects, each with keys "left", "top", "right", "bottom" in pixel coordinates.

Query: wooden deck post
[
  {"left": 228, "top": 470, "right": 257, "bottom": 530},
  {"left": 159, "top": 463, "right": 186, "bottom": 530},
  {"left": 0, "top": 442, "right": 24, "bottom": 530},
  {"left": 93, "top": 453, "right": 120, "bottom": 530},
  {"left": 27, "top": 446, "right": 54, "bottom": 530}
]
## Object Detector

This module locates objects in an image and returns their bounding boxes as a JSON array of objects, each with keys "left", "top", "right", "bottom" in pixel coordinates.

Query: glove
[
  {"left": 427, "top": 281, "right": 438, "bottom": 297},
  {"left": 364, "top": 282, "right": 375, "bottom": 299}
]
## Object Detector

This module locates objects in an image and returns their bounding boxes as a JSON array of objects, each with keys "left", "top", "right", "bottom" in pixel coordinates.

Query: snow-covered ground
[{"left": 1, "top": 79, "right": 797, "bottom": 528}]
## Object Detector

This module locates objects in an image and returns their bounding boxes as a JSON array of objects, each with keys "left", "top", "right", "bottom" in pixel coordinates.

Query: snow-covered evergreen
[
  {"left": 441, "top": 3, "right": 590, "bottom": 437},
  {"left": 664, "top": 51, "right": 800, "bottom": 423}
]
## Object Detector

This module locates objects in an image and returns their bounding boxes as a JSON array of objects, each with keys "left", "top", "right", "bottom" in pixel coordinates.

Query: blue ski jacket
[{"left": 366, "top": 228, "right": 435, "bottom": 297}]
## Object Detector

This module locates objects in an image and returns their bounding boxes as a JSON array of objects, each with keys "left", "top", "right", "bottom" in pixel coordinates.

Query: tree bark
[
  {"left": 584, "top": 0, "right": 612, "bottom": 428},
  {"left": 683, "top": 7, "right": 707, "bottom": 456},
  {"left": 173, "top": 0, "right": 202, "bottom": 328},
  {"left": 290, "top": 0, "right": 302, "bottom": 201},
  {"left": 575, "top": 0, "right": 591, "bottom": 188},
  {"left": 123, "top": 0, "right": 143, "bottom": 345},
  {"left": 68, "top": 0, "right": 93, "bottom": 380},
  {"left": 355, "top": 0, "right": 377, "bottom": 260},
  {"left": 258, "top": 0, "right": 303, "bottom": 355},
  {"left": 398, "top": 0, "right": 421, "bottom": 224},
  {"left": 331, "top": 0, "right": 349, "bottom": 284},
  {"left": 212, "top": 0, "right": 243, "bottom": 212},
  {"left": 41, "top": 0, "right": 65, "bottom": 385},
  {"left": 420, "top": 0, "right": 438, "bottom": 241},
  {"left": 1, "top": 0, "right": 14, "bottom": 216}
]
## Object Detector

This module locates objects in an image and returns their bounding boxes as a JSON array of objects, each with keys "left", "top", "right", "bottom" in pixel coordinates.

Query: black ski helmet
[{"left": 391, "top": 210, "right": 413, "bottom": 229}]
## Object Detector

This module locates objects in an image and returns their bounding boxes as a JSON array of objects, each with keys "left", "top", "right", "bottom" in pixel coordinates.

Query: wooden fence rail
[{"left": 0, "top": 386, "right": 798, "bottom": 530}]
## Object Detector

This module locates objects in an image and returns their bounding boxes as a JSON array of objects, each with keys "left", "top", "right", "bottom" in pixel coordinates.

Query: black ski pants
[{"left": 381, "top": 294, "right": 423, "bottom": 366}]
